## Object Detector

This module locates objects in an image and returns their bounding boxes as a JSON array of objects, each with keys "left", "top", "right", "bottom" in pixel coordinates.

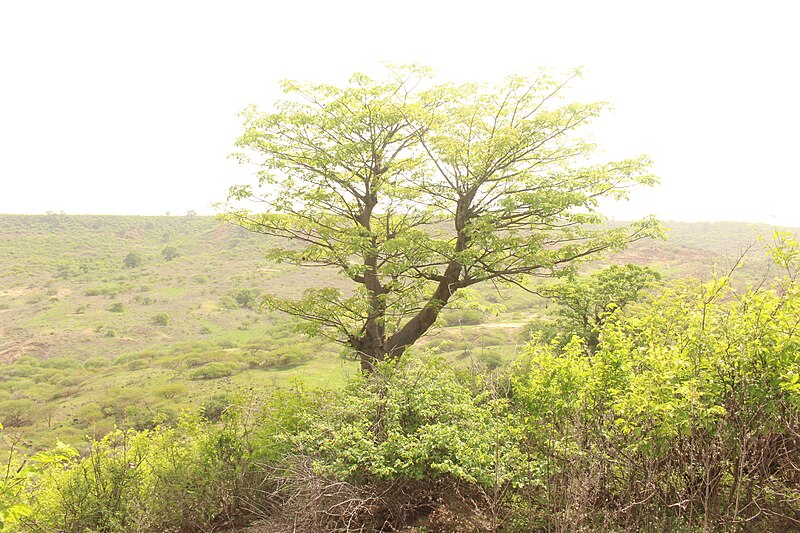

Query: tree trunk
[
  {"left": 385, "top": 261, "right": 463, "bottom": 360},
  {"left": 355, "top": 321, "right": 385, "bottom": 373}
]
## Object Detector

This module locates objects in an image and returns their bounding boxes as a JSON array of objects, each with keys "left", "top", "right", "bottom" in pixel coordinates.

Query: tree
[
  {"left": 122, "top": 252, "right": 142, "bottom": 269},
  {"left": 161, "top": 246, "right": 179, "bottom": 261},
  {"left": 222, "top": 67, "right": 661, "bottom": 372},
  {"left": 535, "top": 264, "right": 661, "bottom": 354}
]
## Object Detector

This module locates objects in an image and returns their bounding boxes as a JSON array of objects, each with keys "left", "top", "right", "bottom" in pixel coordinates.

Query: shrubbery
[
  {"left": 20, "top": 417, "right": 261, "bottom": 532},
  {"left": 5, "top": 245, "right": 800, "bottom": 531}
]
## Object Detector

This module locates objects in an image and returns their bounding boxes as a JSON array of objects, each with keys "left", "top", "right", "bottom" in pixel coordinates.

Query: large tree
[{"left": 223, "top": 67, "right": 660, "bottom": 371}]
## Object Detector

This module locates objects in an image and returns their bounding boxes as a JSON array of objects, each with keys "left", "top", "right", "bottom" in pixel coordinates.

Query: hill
[{"left": 0, "top": 214, "right": 793, "bottom": 449}]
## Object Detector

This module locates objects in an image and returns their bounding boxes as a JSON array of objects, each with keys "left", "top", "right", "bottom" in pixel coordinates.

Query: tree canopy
[
  {"left": 536, "top": 264, "right": 661, "bottom": 354},
  {"left": 222, "top": 66, "right": 661, "bottom": 371}
]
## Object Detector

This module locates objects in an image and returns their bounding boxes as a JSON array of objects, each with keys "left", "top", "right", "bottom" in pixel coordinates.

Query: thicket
[{"left": 3, "top": 243, "right": 800, "bottom": 531}]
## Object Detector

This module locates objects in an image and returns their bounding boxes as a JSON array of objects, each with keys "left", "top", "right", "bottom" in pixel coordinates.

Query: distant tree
[
  {"left": 151, "top": 313, "right": 169, "bottom": 326},
  {"left": 161, "top": 247, "right": 179, "bottom": 261},
  {"left": 221, "top": 288, "right": 262, "bottom": 310},
  {"left": 122, "top": 252, "right": 142, "bottom": 269},
  {"left": 223, "top": 67, "right": 661, "bottom": 372},
  {"left": 538, "top": 264, "right": 661, "bottom": 354},
  {"left": 186, "top": 210, "right": 197, "bottom": 217},
  {"left": 0, "top": 399, "right": 35, "bottom": 427}
]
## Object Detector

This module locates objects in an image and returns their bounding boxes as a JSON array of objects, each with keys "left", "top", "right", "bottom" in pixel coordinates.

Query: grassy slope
[{"left": 0, "top": 214, "right": 793, "bottom": 450}]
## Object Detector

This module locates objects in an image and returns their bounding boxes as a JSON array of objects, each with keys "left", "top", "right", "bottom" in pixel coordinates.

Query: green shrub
[
  {"left": 50, "top": 374, "right": 85, "bottom": 387},
  {"left": 160, "top": 246, "right": 179, "bottom": 261},
  {"left": 122, "top": 252, "right": 142, "bottom": 269},
  {"left": 439, "top": 308, "right": 486, "bottom": 326},
  {"left": 22, "top": 419, "right": 261, "bottom": 532},
  {"left": 155, "top": 383, "right": 187, "bottom": 400},
  {"left": 511, "top": 271, "right": 800, "bottom": 530},
  {"left": 0, "top": 400, "right": 35, "bottom": 427},
  {"left": 151, "top": 313, "right": 169, "bottom": 326},
  {"left": 95, "top": 325, "right": 116, "bottom": 337},
  {"left": 201, "top": 394, "right": 231, "bottom": 422},
  {"left": 83, "top": 357, "right": 111, "bottom": 370},
  {"left": 189, "top": 362, "right": 238, "bottom": 380},
  {"left": 126, "top": 359, "right": 148, "bottom": 371},
  {"left": 300, "top": 355, "right": 528, "bottom": 488},
  {"left": 41, "top": 356, "right": 80, "bottom": 370},
  {"left": 1, "top": 430, "right": 76, "bottom": 529},
  {"left": 221, "top": 288, "right": 262, "bottom": 310}
]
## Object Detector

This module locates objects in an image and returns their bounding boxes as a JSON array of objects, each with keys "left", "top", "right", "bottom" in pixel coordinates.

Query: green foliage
[
  {"left": 122, "top": 252, "right": 142, "bottom": 269},
  {"left": 82, "top": 357, "right": 111, "bottom": 370},
  {"left": 223, "top": 66, "right": 661, "bottom": 369},
  {"left": 512, "top": 264, "right": 800, "bottom": 529},
  {"left": 221, "top": 288, "right": 261, "bottom": 310},
  {"left": 298, "top": 355, "right": 528, "bottom": 490},
  {"left": 200, "top": 394, "right": 231, "bottom": 423},
  {"left": 150, "top": 312, "right": 169, "bottom": 326},
  {"left": 0, "top": 401, "right": 35, "bottom": 428},
  {"left": 533, "top": 263, "right": 661, "bottom": 354},
  {"left": 21, "top": 417, "right": 260, "bottom": 532},
  {"left": 189, "top": 362, "right": 239, "bottom": 380},
  {"left": 160, "top": 246, "right": 179, "bottom": 261},
  {"left": 1, "top": 427, "right": 76, "bottom": 531},
  {"left": 155, "top": 383, "right": 187, "bottom": 400}
]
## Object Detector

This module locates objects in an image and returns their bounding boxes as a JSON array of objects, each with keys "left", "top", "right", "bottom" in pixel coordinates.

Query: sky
[{"left": 1, "top": 1, "right": 798, "bottom": 225}]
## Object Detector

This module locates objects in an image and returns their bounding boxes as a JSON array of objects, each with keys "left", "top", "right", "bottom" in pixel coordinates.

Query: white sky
[{"left": 1, "top": 1, "right": 798, "bottom": 225}]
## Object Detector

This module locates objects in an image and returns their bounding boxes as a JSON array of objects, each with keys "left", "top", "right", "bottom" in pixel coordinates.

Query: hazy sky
[{"left": 1, "top": 1, "right": 798, "bottom": 225}]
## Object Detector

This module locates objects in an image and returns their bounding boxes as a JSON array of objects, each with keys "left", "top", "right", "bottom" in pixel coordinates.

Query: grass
[{"left": 0, "top": 214, "right": 796, "bottom": 451}]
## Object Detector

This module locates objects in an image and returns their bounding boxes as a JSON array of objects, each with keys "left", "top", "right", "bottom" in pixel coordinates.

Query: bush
[
  {"left": 83, "top": 357, "right": 110, "bottom": 370},
  {"left": 511, "top": 273, "right": 800, "bottom": 530},
  {"left": 122, "top": 252, "right": 142, "bottom": 269},
  {"left": 0, "top": 400, "right": 35, "bottom": 427},
  {"left": 221, "top": 288, "right": 262, "bottom": 310},
  {"left": 189, "top": 362, "right": 238, "bottom": 380},
  {"left": 301, "top": 355, "right": 528, "bottom": 488},
  {"left": 439, "top": 308, "right": 486, "bottom": 327},
  {"left": 155, "top": 383, "right": 187, "bottom": 400},
  {"left": 21, "top": 419, "right": 263, "bottom": 532},
  {"left": 151, "top": 313, "right": 169, "bottom": 326},
  {"left": 108, "top": 302, "right": 124, "bottom": 313},
  {"left": 126, "top": 358, "right": 148, "bottom": 371},
  {"left": 41, "top": 357, "right": 80, "bottom": 370},
  {"left": 201, "top": 394, "right": 231, "bottom": 422},
  {"left": 160, "top": 246, "right": 179, "bottom": 261}
]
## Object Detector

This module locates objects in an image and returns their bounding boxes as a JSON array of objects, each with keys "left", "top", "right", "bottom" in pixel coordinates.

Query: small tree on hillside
[
  {"left": 222, "top": 67, "right": 661, "bottom": 372},
  {"left": 536, "top": 264, "right": 661, "bottom": 354},
  {"left": 122, "top": 252, "right": 142, "bottom": 269},
  {"left": 161, "top": 246, "right": 179, "bottom": 261}
]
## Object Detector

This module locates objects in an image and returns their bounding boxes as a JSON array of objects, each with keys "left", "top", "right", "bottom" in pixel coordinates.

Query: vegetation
[
  {"left": 222, "top": 67, "right": 660, "bottom": 371},
  {"left": 1, "top": 213, "right": 798, "bottom": 530},
  {"left": 3, "top": 240, "right": 800, "bottom": 530},
  {"left": 529, "top": 263, "right": 661, "bottom": 354},
  {"left": 122, "top": 252, "right": 142, "bottom": 269}
]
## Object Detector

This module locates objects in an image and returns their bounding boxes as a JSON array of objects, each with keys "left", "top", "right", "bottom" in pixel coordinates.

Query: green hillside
[
  {"left": 0, "top": 215, "right": 792, "bottom": 450},
  {"left": 2, "top": 214, "right": 799, "bottom": 531}
]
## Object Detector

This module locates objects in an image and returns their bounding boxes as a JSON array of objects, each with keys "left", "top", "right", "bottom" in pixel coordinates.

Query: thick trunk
[
  {"left": 385, "top": 261, "right": 463, "bottom": 360},
  {"left": 356, "top": 189, "right": 474, "bottom": 371},
  {"left": 356, "top": 332, "right": 385, "bottom": 373}
]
